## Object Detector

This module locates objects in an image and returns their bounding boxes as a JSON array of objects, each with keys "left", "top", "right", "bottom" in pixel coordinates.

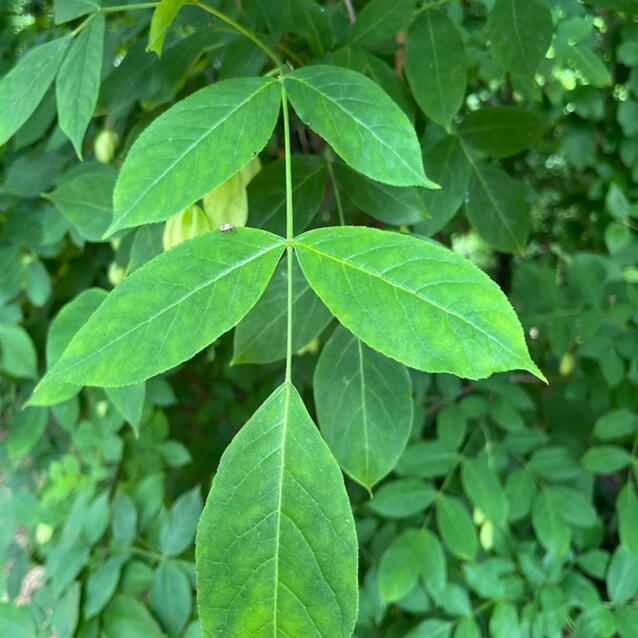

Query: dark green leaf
[
  {"left": 7, "top": 407, "right": 47, "bottom": 459},
  {"left": 531, "top": 490, "right": 571, "bottom": 556},
  {"left": 55, "top": 0, "right": 99, "bottom": 24},
  {"left": 593, "top": 409, "right": 638, "bottom": 441},
  {"left": 617, "top": 483, "right": 638, "bottom": 556},
  {"left": 111, "top": 492, "right": 138, "bottom": 547},
  {"left": 396, "top": 440, "right": 460, "bottom": 477},
  {"left": 0, "top": 324, "right": 37, "bottom": 379},
  {"left": 150, "top": 561, "right": 192, "bottom": 636},
  {"left": 435, "top": 494, "right": 478, "bottom": 561},
  {"left": 286, "top": 0, "right": 333, "bottom": 57},
  {"left": 160, "top": 485, "right": 202, "bottom": 556},
  {"left": 106, "top": 384, "right": 146, "bottom": 433},
  {"left": 102, "top": 595, "right": 163, "bottom": 638},
  {"left": 367, "top": 479, "right": 436, "bottom": 518},
  {"left": 607, "top": 546, "right": 638, "bottom": 605},
  {"left": 350, "top": 0, "right": 415, "bottom": 48},
  {"left": 582, "top": 445, "right": 631, "bottom": 474},
  {"left": 84, "top": 555, "right": 127, "bottom": 619},
  {"left": 460, "top": 458, "right": 508, "bottom": 526}
]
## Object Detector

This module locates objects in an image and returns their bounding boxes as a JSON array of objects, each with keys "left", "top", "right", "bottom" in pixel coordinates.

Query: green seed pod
[
  {"left": 559, "top": 352, "right": 575, "bottom": 376},
  {"left": 163, "top": 204, "right": 211, "bottom": 250},
  {"left": 94, "top": 129, "right": 119, "bottom": 164}
]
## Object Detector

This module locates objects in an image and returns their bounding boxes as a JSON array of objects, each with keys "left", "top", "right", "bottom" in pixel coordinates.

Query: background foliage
[{"left": 1, "top": 0, "right": 638, "bottom": 636}]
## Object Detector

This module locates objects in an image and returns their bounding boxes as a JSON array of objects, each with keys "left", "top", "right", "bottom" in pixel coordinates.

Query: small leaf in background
[
  {"left": 284, "top": 66, "right": 437, "bottom": 188},
  {"left": 582, "top": 445, "right": 632, "bottom": 473},
  {"left": 248, "top": 155, "right": 327, "bottom": 236},
  {"left": 150, "top": 561, "right": 192, "bottom": 635},
  {"left": 396, "top": 440, "right": 459, "bottom": 478},
  {"left": 405, "top": 9, "right": 467, "bottom": 130},
  {"left": 111, "top": 492, "right": 138, "bottom": 546},
  {"left": 465, "top": 162, "right": 528, "bottom": 254},
  {"left": 102, "top": 594, "right": 164, "bottom": 638},
  {"left": 26, "top": 260, "right": 52, "bottom": 307},
  {"left": 0, "top": 603, "right": 37, "bottom": 638},
  {"left": 54, "top": 0, "right": 99, "bottom": 24},
  {"left": 435, "top": 494, "right": 478, "bottom": 561},
  {"left": 460, "top": 458, "right": 508, "bottom": 526},
  {"left": 37, "top": 228, "right": 284, "bottom": 388},
  {"left": 105, "top": 383, "right": 146, "bottom": 434},
  {"left": 314, "top": 325, "right": 413, "bottom": 490},
  {"left": 547, "top": 486, "right": 598, "bottom": 528},
  {"left": 7, "top": 407, "right": 47, "bottom": 459},
  {"left": 163, "top": 204, "right": 211, "bottom": 251},
  {"left": 532, "top": 490, "right": 571, "bottom": 557},
  {"left": 487, "top": 0, "right": 552, "bottom": 76},
  {"left": 606, "top": 546, "right": 638, "bottom": 604},
  {"left": 505, "top": 468, "right": 537, "bottom": 522},
  {"left": 458, "top": 107, "right": 547, "bottom": 158},
  {"left": 454, "top": 616, "right": 480, "bottom": 638},
  {"left": 593, "top": 409, "right": 638, "bottom": 440},
  {"left": 0, "top": 324, "right": 38, "bottom": 379},
  {"left": 569, "top": 45, "right": 612, "bottom": 87},
  {"left": 44, "top": 164, "right": 117, "bottom": 242},
  {"left": 232, "top": 259, "right": 332, "bottom": 365},
  {"left": 0, "top": 36, "right": 70, "bottom": 145},
  {"left": 367, "top": 479, "right": 436, "bottom": 518},
  {"left": 489, "top": 601, "right": 520, "bottom": 638},
  {"left": 85, "top": 491, "right": 110, "bottom": 544},
  {"left": 160, "top": 485, "right": 202, "bottom": 556},
  {"left": 405, "top": 618, "right": 452, "bottom": 638},
  {"left": 349, "top": 0, "right": 415, "bottom": 48},
  {"left": 196, "top": 383, "right": 358, "bottom": 637},
  {"left": 52, "top": 582, "right": 81, "bottom": 638},
  {"left": 84, "top": 555, "right": 128, "bottom": 619},
  {"left": 333, "top": 161, "right": 428, "bottom": 226},
  {"left": 285, "top": 0, "right": 333, "bottom": 57},
  {"left": 617, "top": 483, "right": 638, "bottom": 556},
  {"left": 147, "top": 0, "right": 187, "bottom": 56},
  {"left": 56, "top": 13, "right": 105, "bottom": 158},
  {"left": 295, "top": 226, "right": 544, "bottom": 380},
  {"left": 111, "top": 78, "right": 281, "bottom": 233}
]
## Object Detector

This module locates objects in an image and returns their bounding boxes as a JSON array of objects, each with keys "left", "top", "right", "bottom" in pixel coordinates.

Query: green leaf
[
  {"left": 350, "top": 0, "right": 415, "bottom": 48},
  {"left": 102, "top": 594, "right": 164, "bottom": 638},
  {"left": 7, "top": 407, "right": 47, "bottom": 459},
  {"left": 466, "top": 162, "right": 528, "bottom": 254},
  {"left": 0, "top": 36, "right": 70, "bottom": 145},
  {"left": 314, "top": 325, "right": 413, "bottom": 490},
  {"left": 195, "top": 383, "right": 358, "bottom": 637},
  {"left": 333, "top": 162, "right": 428, "bottom": 226},
  {"left": 150, "top": 561, "right": 192, "bottom": 636},
  {"left": 286, "top": 0, "right": 333, "bottom": 57},
  {"left": 147, "top": 0, "right": 186, "bottom": 57},
  {"left": 106, "top": 384, "right": 146, "bottom": 434},
  {"left": 454, "top": 617, "right": 480, "bottom": 638},
  {"left": 460, "top": 458, "right": 508, "bottom": 526},
  {"left": 160, "top": 485, "right": 202, "bottom": 556},
  {"left": 0, "top": 324, "right": 37, "bottom": 379},
  {"left": 531, "top": 490, "right": 571, "bottom": 557},
  {"left": 0, "top": 603, "right": 36, "bottom": 638},
  {"left": 84, "top": 555, "right": 127, "bottom": 619},
  {"left": 505, "top": 467, "right": 537, "bottom": 522},
  {"left": 56, "top": 13, "right": 105, "bottom": 159},
  {"left": 37, "top": 228, "right": 284, "bottom": 388},
  {"left": 406, "top": 619, "right": 453, "bottom": 638},
  {"left": 435, "top": 494, "right": 478, "bottom": 561},
  {"left": 582, "top": 445, "right": 631, "bottom": 474},
  {"left": 577, "top": 549, "right": 610, "bottom": 580},
  {"left": 367, "top": 479, "right": 436, "bottom": 518},
  {"left": 232, "top": 259, "right": 332, "bottom": 365},
  {"left": 247, "top": 155, "right": 327, "bottom": 236},
  {"left": 607, "top": 546, "right": 638, "bottom": 605},
  {"left": 405, "top": 9, "right": 467, "bottom": 129},
  {"left": 294, "top": 226, "right": 544, "bottom": 380},
  {"left": 458, "top": 107, "right": 547, "bottom": 158},
  {"left": 85, "top": 491, "right": 111, "bottom": 544},
  {"left": 486, "top": 0, "right": 552, "bottom": 76},
  {"left": 284, "top": 65, "right": 436, "bottom": 188},
  {"left": 378, "top": 528, "right": 446, "bottom": 603},
  {"left": 47, "top": 540, "right": 91, "bottom": 595},
  {"left": 396, "top": 440, "right": 460, "bottom": 477},
  {"left": 583, "top": 0, "right": 638, "bottom": 12},
  {"left": 111, "top": 492, "right": 138, "bottom": 546},
  {"left": 615, "top": 607, "right": 638, "bottom": 638},
  {"left": 489, "top": 601, "right": 519, "bottom": 638},
  {"left": 52, "top": 583, "right": 81, "bottom": 638},
  {"left": 110, "top": 77, "right": 281, "bottom": 234},
  {"left": 593, "top": 409, "right": 638, "bottom": 441},
  {"left": 569, "top": 45, "right": 612, "bottom": 88},
  {"left": 617, "top": 483, "right": 638, "bottom": 557},
  {"left": 547, "top": 487, "right": 597, "bottom": 528},
  {"left": 54, "top": 0, "right": 99, "bottom": 24},
  {"left": 44, "top": 165, "right": 117, "bottom": 242}
]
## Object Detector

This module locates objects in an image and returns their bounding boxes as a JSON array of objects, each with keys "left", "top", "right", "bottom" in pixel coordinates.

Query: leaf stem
[
  {"left": 282, "top": 84, "right": 294, "bottom": 383},
  {"left": 414, "top": 0, "right": 459, "bottom": 14},
  {"left": 101, "top": 2, "right": 159, "bottom": 13},
  {"left": 327, "top": 162, "right": 345, "bottom": 226},
  {"left": 70, "top": 11, "right": 96, "bottom": 37},
  {"left": 190, "top": 1, "right": 283, "bottom": 69}
]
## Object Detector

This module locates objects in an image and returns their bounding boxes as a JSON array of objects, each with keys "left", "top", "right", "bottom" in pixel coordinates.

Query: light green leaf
[
  {"left": 487, "top": 0, "right": 552, "bottom": 76},
  {"left": 582, "top": 445, "right": 631, "bottom": 474},
  {"left": 367, "top": 479, "right": 436, "bottom": 518},
  {"left": 489, "top": 601, "right": 519, "bottom": 638},
  {"left": 454, "top": 616, "right": 480, "bottom": 638},
  {"left": 84, "top": 555, "right": 127, "bottom": 619},
  {"left": 0, "top": 324, "right": 37, "bottom": 379},
  {"left": 617, "top": 483, "right": 638, "bottom": 557},
  {"left": 405, "top": 9, "right": 467, "bottom": 129},
  {"left": 44, "top": 164, "right": 117, "bottom": 242},
  {"left": 314, "top": 325, "right": 413, "bottom": 489},
  {"left": 547, "top": 487, "right": 597, "bottom": 528},
  {"left": 577, "top": 549, "right": 610, "bottom": 580},
  {"left": 615, "top": 606, "right": 638, "bottom": 638},
  {"left": 396, "top": 440, "right": 460, "bottom": 477},
  {"left": 466, "top": 162, "right": 528, "bottom": 254},
  {"left": 333, "top": 161, "right": 428, "bottom": 226},
  {"left": 102, "top": 594, "right": 164, "bottom": 638},
  {"left": 111, "top": 492, "right": 138, "bottom": 547},
  {"left": 47, "top": 540, "right": 91, "bottom": 596},
  {"left": 160, "top": 485, "right": 202, "bottom": 556},
  {"left": 505, "top": 467, "right": 536, "bottom": 522},
  {"left": 85, "top": 491, "right": 111, "bottom": 544},
  {"left": 594, "top": 409, "right": 638, "bottom": 441},
  {"left": 569, "top": 45, "right": 612, "bottom": 88},
  {"left": 7, "top": 407, "right": 47, "bottom": 459},
  {"left": 110, "top": 77, "right": 281, "bottom": 234},
  {"left": 458, "top": 107, "right": 547, "bottom": 158},
  {"left": 531, "top": 490, "right": 571, "bottom": 556},
  {"left": 607, "top": 546, "right": 638, "bottom": 605},
  {"left": 406, "top": 619, "right": 452, "bottom": 638},
  {"left": 196, "top": 383, "right": 358, "bottom": 637},
  {"left": 52, "top": 583, "right": 81, "bottom": 638},
  {"left": 0, "top": 603, "right": 36, "bottom": 638},
  {"left": 56, "top": 13, "right": 105, "bottom": 158},
  {"left": 232, "top": 259, "right": 332, "bottom": 365},
  {"left": 54, "top": 0, "right": 99, "bottom": 24},
  {"left": 284, "top": 65, "right": 436, "bottom": 187},
  {"left": 460, "top": 458, "right": 508, "bottom": 526},
  {"left": 150, "top": 561, "right": 192, "bottom": 636},
  {"left": 106, "top": 384, "right": 146, "bottom": 434},
  {"left": 435, "top": 494, "right": 478, "bottom": 561},
  {"left": 36, "top": 228, "right": 284, "bottom": 388},
  {"left": 0, "top": 36, "right": 70, "bottom": 145},
  {"left": 247, "top": 155, "right": 327, "bottom": 236},
  {"left": 294, "top": 226, "right": 544, "bottom": 380},
  {"left": 147, "top": 0, "right": 186, "bottom": 57},
  {"left": 350, "top": 0, "right": 415, "bottom": 48}
]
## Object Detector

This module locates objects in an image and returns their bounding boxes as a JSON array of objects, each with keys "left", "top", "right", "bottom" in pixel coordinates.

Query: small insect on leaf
[{"left": 220, "top": 223, "right": 236, "bottom": 232}]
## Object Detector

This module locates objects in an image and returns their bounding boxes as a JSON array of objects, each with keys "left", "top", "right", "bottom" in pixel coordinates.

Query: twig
[{"left": 342, "top": 0, "right": 356, "bottom": 23}]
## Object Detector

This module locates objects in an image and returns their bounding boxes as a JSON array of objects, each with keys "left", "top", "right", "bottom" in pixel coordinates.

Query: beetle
[{"left": 219, "top": 223, "right": 236, "bottom": 233}]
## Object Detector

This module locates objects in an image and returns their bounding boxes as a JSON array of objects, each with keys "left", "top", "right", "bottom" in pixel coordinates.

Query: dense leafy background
[{"left": 1, "top": 0, "right": 638, "bottom": 636}]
